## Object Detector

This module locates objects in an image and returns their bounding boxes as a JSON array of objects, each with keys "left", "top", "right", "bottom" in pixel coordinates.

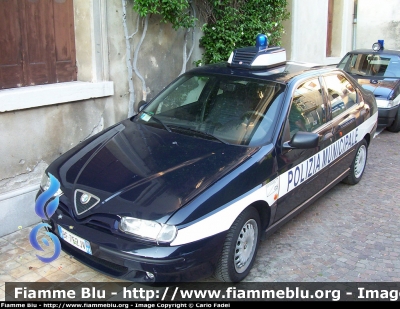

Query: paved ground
[
  {"left": 1, "top": 128, "right": 399, "bottom": 300},
  {"left": 247, "top": 128, "right": 400, "bottom": 282}
]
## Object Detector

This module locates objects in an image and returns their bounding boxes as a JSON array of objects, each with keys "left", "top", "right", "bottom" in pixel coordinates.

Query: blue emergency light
[
  {"left": 372, "top": 40, "right": 384, "bottom": 51},
  {"left": 256, "top": 34, "right": 268, "bottom": 50}
]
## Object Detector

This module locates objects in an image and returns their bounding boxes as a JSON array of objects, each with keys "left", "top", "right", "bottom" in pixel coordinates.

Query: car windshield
[
  {"left": 338, "top": 53, "right": 400, "bottom": 78},
  {"left": 134, "top": 73, "right": 286, "bottom": 146}
]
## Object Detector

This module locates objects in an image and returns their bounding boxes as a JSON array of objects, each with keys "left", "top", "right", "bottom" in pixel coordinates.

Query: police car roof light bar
[{"left": 227, "top": 33, "right": 286, "bottom": 69}]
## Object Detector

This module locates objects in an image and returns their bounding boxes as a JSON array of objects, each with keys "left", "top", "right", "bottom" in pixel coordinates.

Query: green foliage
[
  {"left": 131, "top": 0, "right": 290, "bottom": 65},
  {"left": 133, "top": 0, "right": 197, "bottom": 30},
  {"left": 199, "top": 0, "right": 290, "bottom": 64}
]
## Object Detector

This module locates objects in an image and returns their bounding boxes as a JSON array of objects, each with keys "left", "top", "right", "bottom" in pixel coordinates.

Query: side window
[
  {"left": 289, "top": 78, "right": 326, "bottom": 137},
  {"left": 337, "top": 54, "right": 350, "bottom": 70},
  {"left": 323, "top": 74, "right": 358, "bottom": 119},
  {"left": 386, "top": 57, "right": 400, "bottom": 77},
  {"left": 349, "top": 54, "right": 369, "bottom": 75}
]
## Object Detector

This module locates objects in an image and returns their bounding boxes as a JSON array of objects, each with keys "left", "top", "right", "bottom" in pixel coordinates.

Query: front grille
[
  {"left": 86, "top": 253, "right": 128, "bottom": 273},
  {"left": 86, "top": 222, "right": 114, "bottom": 235},
  {"left": 61, "top": 240, "right": 129, "bottom": 277}
]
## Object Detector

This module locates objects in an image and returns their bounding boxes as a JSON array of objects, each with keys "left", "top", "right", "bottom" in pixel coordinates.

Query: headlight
[
  {"left": 119, "top": 217, "right": 177, "bottom": 244},
  {"left": 40, "top": 173, "right": 51, "bottom": 191},
  {"left": 376, "top": 99, "right": 398, "bottom": 108},
  {"left": 40, "top": 173, "right": 63, "bottom": 196}
]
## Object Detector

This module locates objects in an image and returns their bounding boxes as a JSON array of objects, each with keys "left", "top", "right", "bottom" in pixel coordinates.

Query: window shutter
[
  {"left": 53, "top": 0, "right": 77, "bottom": 83},
  {"left": 22, "top": 0, "right": 55, "bottom": 86},
  {"left": 0, "top": 0, "right": 24, "bottom": 89},
  {"left": 0, "top": 0, "right": 76, "bottom": 90}
]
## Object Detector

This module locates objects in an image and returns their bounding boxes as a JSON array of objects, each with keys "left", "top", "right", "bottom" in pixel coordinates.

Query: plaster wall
[
  {"left": 107, "top": 1, "right": 203, "bottom": 109},
  {"left": 282, "top": 0, "right": 354, "bottom": 65},
  {"left": 282, "top": 0, "right": 329, "bottom": 63},
  {"left": 0, "top": 0, "right": 201, "bottom": 236},
  {"left": 74, "top": 0, "right": 96, "bottom": 82},
  {"left": 281, "top": 0, "right": 293, "bottom": 61},
  {"left": 356, "top": 0, "right": 400, "bottom": 50}
]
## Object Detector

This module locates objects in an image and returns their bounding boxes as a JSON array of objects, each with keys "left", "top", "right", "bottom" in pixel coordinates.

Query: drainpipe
[{"left": 352, "top": 0, "right": 358, "bottom": 49}]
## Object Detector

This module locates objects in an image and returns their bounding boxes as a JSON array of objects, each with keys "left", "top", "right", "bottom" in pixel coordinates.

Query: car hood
[
  {"left": 50, "top": 119, "right": 256, "bottom": 222},
  {"left": 355, "top": 78, "right": 399, "bottom": 100}
]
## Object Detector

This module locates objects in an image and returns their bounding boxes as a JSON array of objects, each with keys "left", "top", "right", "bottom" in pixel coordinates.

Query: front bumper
[
  {"left": 378, "top": 106, "right": 398, "bottom": 127},
  {"left": 43, "top": 197, "right": 226, "bottom": 283}
]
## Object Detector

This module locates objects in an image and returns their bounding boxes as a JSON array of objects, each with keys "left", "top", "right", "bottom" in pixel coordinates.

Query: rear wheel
[
  {"left": 387, "top": 108, "right": 400, "bottom": 132},
  {"left": 343, "top": 139, "right": 368, "bottom": 185},
  {"left": 214, "top": 207, "right": 260, "bottom": 282}
]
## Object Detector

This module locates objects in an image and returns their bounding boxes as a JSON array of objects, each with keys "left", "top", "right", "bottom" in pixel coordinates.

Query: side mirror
[
  {"left": 283, "top": 131, "right": 319, "bottom": 150},
  {"left": 135, "top": 100, "right": 147, "bottom": 114}
]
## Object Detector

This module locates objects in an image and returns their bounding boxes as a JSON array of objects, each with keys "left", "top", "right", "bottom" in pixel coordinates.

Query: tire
[
  {"left": 214, "top": 207, "right": 260, "bottom": 282},
  {"left": 342, "top": 139, "right": 368, "bottom": 185},
  {"left": 387, "top": 108, "right": 400, "bottom": 132}
]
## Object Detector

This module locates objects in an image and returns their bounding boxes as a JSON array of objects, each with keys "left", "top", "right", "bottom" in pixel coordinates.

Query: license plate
[{"left": 58, "top": 225, "right": 92, "bottom": 255}]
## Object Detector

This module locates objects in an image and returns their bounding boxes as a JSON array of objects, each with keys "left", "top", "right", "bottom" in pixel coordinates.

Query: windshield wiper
[
  {"left": 141, "top": 112, "right": 171, "bottom": 132},
  {"left": 170, "top": 126, "right": 227, "bottom": 144}
]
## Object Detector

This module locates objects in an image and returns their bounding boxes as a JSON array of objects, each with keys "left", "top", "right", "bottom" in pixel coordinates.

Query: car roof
[
  {"left": 186, "top": 34, "right": 345, "bottom": 84},
  {"left": 186, "top": 61, "right": 341, "bottom": 84},
  {"left": 346, "top": 49, "right": 400, "bottom": 56}
]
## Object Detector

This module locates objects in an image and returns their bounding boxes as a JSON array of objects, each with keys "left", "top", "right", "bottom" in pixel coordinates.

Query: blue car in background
[
  {"left": 337, "top": 40, "right": 400, "bottom": 132},
  {"left": 38, "top": 35, "right": 378, "bottom": 284}
]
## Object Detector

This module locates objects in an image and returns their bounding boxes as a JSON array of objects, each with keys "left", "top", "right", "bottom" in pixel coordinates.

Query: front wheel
[
  {"left": 342, "top": 139, "right": 368, "bottom": 185},
  {"left": 386, "top": 108, "right": 400, "bottom": 132},
  {"left": 214, "top": 207, "right": 260, "bottom": 282}
]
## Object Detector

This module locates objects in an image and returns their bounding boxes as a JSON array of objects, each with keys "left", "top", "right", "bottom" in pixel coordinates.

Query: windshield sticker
[
  {"left": 265, "top": 177, "right": 279, "bottom": 202},
  {"left": 140, "top": 113, "right": 151, "bottom": 122}
]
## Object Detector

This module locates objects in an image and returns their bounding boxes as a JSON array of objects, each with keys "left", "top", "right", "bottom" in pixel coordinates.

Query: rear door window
[
  {"left": 323, "top": 74, "right": 358, "bottom": 118},
  {"left": 288, "top": 78, "right": 326, "bottom": 137}
]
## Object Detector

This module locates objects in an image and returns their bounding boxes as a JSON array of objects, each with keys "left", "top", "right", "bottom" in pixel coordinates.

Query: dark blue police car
[
  {"left": 38, "top": 34, "right": 378, "bottom": 283},
  {"left": 337, "top": 40, "right": 400, "bottom": 132}
]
